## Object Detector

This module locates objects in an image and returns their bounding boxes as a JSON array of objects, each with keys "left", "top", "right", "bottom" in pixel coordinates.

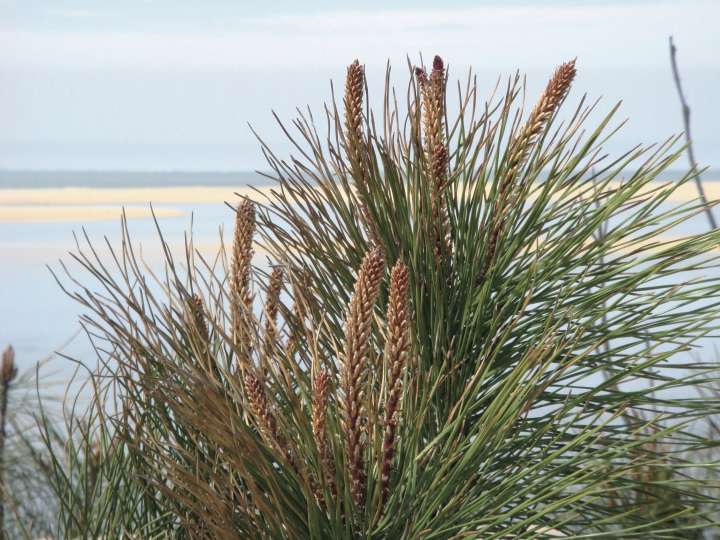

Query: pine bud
[{"left": 2, "top": 345, "right": 17, "bottom": 385}]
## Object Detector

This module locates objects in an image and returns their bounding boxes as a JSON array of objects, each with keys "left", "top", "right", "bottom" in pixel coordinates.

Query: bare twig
[{"left": 669, "top": 35, "right": 717, "bottom": 229}]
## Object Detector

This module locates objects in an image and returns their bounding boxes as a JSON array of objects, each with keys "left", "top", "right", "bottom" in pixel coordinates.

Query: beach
[{"left": 2, "top": 175, "right": 720, "bottom": 213}]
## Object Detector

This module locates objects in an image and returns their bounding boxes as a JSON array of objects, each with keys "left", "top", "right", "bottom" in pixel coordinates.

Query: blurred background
[{"left": 1, "top": 0, "right": 718, "bottom": 378}]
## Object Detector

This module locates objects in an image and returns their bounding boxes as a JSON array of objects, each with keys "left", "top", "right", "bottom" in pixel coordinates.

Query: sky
[{"left": 0, "top": 0, "right": 718, "bottom": 171}]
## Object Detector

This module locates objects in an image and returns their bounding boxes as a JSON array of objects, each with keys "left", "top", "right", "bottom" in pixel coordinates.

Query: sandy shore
[
  {"left": 0, "top": 185, "right": 277, "bottom": 224},
  {"left": 0, "top": 185, "right": 274, "bottom": 206},
  {"left": 0, "top": 180, "right": 717, "bottom": 206},
  {"left": 0, "top": 205, "right": 183, "bottom": 223},
  {"left": 583, "top": 179, "right": 720, "bottom": 204},
  {"left": 0, "top": 181, "right": 717, "bottom": 225}
]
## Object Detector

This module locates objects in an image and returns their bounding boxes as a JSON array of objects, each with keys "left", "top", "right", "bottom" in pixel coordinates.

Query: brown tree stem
[{"left": 669, "top": 35, "right": 717, "bottom": 229}]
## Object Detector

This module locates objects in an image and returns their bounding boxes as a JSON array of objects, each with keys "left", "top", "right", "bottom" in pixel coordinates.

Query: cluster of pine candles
[
  {"left": 232, "top": 201, "right": 409, "bottom": 514},
  {"left": 1, "top": 52, "right": 719, "bottom": 539},
  {"left": 236, "top": 56, "right": 576, "bottom": 510}
]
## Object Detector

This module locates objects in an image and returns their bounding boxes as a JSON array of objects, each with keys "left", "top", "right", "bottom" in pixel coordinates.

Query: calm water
[
  {"left": 2, "top": 168, "right": 718, "bottom": 188},
  {"left": 0, "top": 170, "right": 273, "bottom": 388},
  {"left": 0, "top": 169, "right": 268, "bottom": 188}
]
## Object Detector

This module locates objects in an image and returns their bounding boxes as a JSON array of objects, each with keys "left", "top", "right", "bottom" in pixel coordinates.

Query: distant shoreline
[
  {"left": 0, "top": 184, "right": 273, "bottom": 224},
  {"left": 0, "top": 185, "right": 272, "bottom": 205},
  {"left": 0, "top": 170, "right": 273, "bottom": 189},
  {"left": 0, "top": 168, "right": 719, "bottom": 189},
  {"left": 1, "top": 180, "right": 719, "bottom": 226}
]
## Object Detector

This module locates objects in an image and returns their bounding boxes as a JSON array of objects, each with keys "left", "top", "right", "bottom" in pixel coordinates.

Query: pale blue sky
[{"left": 1, "top": 0, "right": 718, "bottom": 170}]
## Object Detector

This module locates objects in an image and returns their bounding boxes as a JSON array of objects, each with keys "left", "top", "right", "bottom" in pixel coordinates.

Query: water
[
  {"left": 0, "top": 170, "right": 274, "bottom": 392},
  {"left": 0, "top": 169, "right": 269, "bottom": 189},
  {"left": 2, "top": 168, "right": 718, "bottom": 189}
]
